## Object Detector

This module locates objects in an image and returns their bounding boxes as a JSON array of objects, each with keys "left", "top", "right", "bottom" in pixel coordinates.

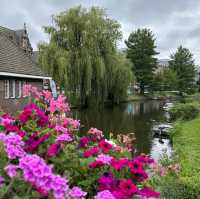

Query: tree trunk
[{"left": 140, "top": 82, "right": 145, "bottom": 95}]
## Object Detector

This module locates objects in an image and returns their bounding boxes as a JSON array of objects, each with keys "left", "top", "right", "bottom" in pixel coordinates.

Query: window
[
  {"left": 16, "top": 80, "right": 22, "bottom": 98},
  {"left": 10, "top": 80, "right": 15, "bottom": 98},
  {"left": 4, "top": 80, "right": 9, "bottom": 99},
  {"left": 4, "top": 80, "right": 23, "bottom": 99}
]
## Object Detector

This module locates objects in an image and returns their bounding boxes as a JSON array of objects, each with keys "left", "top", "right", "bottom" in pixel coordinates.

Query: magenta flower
[
  {"left": 138, "top": 187, "right": 160, "bottom": 198},
  {"left": 128, "top": 159, "right": 143, "bottom": 171},
  {"left": 111, "top": 158, "right": 128, "bottom": 170},
  {"left": 56, "top": 133, "right": 73, "bottom": 143},
  {"left": 79, "top": 136, "right": 90, "bottom": 148},
  {"left": 89, "top": 161, "right": 104, "bottom": 169},
  {"left": 47, "top": 143, "right": 61, "bottom": 158},
  {"left": 135, "top": 154, "right": 154, "bottom": 165},
  {"left": 0, "top": 176, "right": 4, "bottom": 188},
  {"left": 95, "top": 190, "right": 115, "bottom": 199},
  {"left": 24, "top": 133, "right": 49, "bottom": 152},
  {"left": 68, "top": 186, "right": 87, "bottom": 199},
  {"left": 98, "top": 139, "right": 113, "bottom": 153},
  {"left": 19, "top": 154, "right": 69, "bottom": 199},
  {"left": 119, "top": 179, "right": 138, "bottom": 198},
  {"left": 0, "top": 133, "right": 25, "bottom": 159},
  {"left": 98, "top": 172, "right": 114, "bottom": 191},
  {"left": 112, "top": 191, "right": 124, "bottom": 199},
  {"left": 131, "top": 168, "right": 148, "bottom": 182},
  {"left": 83, "top": 147, "right": 99, "bottom": 158},
  {"left": 5, "top": 164, "right": 18, "bottom": 178}
]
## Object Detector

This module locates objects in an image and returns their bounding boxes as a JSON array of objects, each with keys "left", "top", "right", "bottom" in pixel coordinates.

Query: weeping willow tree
[{"left": 38, "top": 6, "right": 132, "bottom": 106}]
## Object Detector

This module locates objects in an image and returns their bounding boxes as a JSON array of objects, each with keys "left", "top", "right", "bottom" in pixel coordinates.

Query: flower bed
[{"left": 0, "top": 85, "right": 170, "bottom": 199}]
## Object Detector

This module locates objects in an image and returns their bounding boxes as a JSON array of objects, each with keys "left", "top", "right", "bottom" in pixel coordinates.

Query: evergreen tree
[
  {"left": 169, "top": 46, "right": 196, "bottom": 94},
  {"left": 152, "top": 69, "right": 178, "bottom": 91},
  {"left": 125, "top": 28, "right": 158, "bottom": 94}
]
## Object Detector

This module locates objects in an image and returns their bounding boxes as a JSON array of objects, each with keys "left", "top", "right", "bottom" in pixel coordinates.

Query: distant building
[
  {"left": 155, "top": 59, "right": 170, "bottom": 74},
  {"left": 0, "top": 24, "right": 51, "bottom": 113}
]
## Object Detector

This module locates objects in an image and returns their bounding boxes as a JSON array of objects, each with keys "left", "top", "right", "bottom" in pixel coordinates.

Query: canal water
[{"left": 72, "top": 100, "right": 172, "bottom": 161}]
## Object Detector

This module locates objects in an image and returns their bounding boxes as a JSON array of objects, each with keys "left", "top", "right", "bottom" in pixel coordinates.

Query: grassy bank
[{"left": 158, "top": 116, "right": 200, "bottom": 199}]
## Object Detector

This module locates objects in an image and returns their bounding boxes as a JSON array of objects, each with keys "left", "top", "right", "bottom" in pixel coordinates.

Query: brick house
[{"left": 0, "top": 25, "right": 51, "bottom": 113}]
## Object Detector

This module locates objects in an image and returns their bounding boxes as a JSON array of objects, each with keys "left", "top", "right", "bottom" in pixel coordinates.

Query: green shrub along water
[
  {"left": 169, "top": 102, "right": 200, "bottom": 121},
  {"left": 158, "top": 102, "right": 200, "bottom": 199}
]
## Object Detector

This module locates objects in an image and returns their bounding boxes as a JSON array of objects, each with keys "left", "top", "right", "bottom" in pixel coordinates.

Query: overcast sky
[{"left": 1, "top": 0, "right": 200, "bottom": 64}]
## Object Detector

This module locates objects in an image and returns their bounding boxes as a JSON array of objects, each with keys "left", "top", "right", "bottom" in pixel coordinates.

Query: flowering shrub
[{"left": 0, "top": 85, "right": 173, "bottom": 199}]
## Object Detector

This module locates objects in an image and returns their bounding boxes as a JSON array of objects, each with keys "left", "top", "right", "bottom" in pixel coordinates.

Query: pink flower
[
  {"left": 96, "top": 154, "right": 112, "bottom": 165},
  {"left": 63, "top": 118, "right": 80, "bottom": 129},
  {"left": 95, "top": 190, "right": 115, "bottom": 199},
  {"left": 5, "top": 164, "right": 18, "bottom": 177},
  {"left": 56, "top": 133, "right": 73, "bottom": 143},
  {"left": 88, "top": 128, "right": 104, "bottom": 140},
  {"left": 49, "top": 95, "right": 70, "bottom": 113},
  {"left": 68, "top": 186, "right": 87, "bottom": 199},
  {"left": 23, "top": 84, "right": 32, "bottom": 97},
  {"left": 150, "top": 162, "right": 167, "bottom": 176},
  {"left": 42, "top": 90, "right": 52, "bottom": 101}
]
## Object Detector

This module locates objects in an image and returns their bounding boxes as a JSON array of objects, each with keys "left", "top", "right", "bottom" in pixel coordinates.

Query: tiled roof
[{"left": 0, "top": 32, "right": 47, "bottom": 77}]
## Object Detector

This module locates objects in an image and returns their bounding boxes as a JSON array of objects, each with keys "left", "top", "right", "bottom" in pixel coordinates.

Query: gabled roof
[{"left": 0, "top": 32, "right": 50, "bottom": 79}]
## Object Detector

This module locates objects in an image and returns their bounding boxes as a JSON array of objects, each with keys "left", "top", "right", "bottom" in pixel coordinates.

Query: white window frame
[
  {"left": 10, "top": 80, "right": 15, "bottom": 98},
  {"left": 4, "top": 80, "right": 9, "bottom": 99},
  {"left": 16, "top": 80, "right": 22, "bottom": 98}
]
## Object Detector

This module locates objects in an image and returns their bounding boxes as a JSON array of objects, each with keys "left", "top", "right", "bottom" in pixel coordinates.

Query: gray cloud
[{"left": 0, "top": 0, "right": 200, "bottom": 64}]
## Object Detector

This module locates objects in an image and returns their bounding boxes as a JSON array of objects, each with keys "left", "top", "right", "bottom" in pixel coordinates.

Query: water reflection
[{"left": 72, "top": 100, "right": 171, "bottom": 160}]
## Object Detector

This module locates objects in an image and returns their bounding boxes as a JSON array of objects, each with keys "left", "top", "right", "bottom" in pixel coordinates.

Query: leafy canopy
[{"left": 38, "top": 6, "right": 132, "bottom": 106}]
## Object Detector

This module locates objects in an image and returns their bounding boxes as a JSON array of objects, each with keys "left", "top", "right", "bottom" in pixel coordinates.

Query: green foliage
[
  {"left": 158, "top": 175, "right": 200, "bottom": 199},
  {"left": 169, "top": 102, "right": 200, "bottom": 121},
  {"left": 152, "top": 68, "right": 178, "bottom": 91},
  {"left": 125, "top": 28, "right": 158, "bottom": 94},
  {"left": 39, "top": 6, "right": 132, "bottom": 106},
  {"left": 169, "top": 46, "right": 196, "bottom": 94}
]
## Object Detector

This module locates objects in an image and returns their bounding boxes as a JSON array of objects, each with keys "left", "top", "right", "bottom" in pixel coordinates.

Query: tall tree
[
  {"left": 38, "top": 6, "right": 132, "bottom": 106},
  {"left": 152, "top": 69, "right": 178, "bottom": 91},
  {"left": 169, "top": 46, "right": 196, "bottom": 94},
  {"left": 125, "top": 28, "right": 158, "bottom": 94}
]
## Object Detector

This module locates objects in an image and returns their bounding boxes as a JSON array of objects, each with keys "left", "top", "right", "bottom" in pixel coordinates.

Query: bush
[{"left": 169, "top": 102, "right": 200, "bottom": 121}]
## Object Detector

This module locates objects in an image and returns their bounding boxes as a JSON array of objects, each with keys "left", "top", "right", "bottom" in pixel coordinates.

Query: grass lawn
[{"left": 159, "top": 116, "right": 200, "bottom": 199}]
